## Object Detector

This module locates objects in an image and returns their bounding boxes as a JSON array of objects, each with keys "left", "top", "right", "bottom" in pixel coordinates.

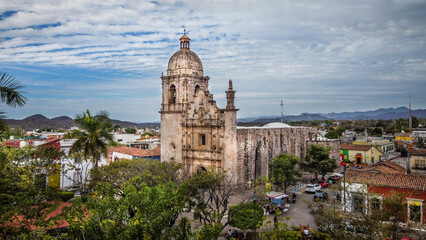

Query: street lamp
[
  {"left": 252, "top": 193, "right": 258, "bottom": 240},
  {"left": 343, "top": 165, "right": 347, "bottom": 214}
]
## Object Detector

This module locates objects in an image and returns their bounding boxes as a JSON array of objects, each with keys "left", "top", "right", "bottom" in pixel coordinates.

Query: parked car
[
  {"left": 314, "top": 191, "right": 328, "bottom": 201},
  {"left": 318, "top": 180, "right": 330, "bottom": 188},
  {"left": 328, "top": 175, "right": 342, "bottom": 183},
  {"left": 305, "top": 184, "right": 321, "bottom": 193}
]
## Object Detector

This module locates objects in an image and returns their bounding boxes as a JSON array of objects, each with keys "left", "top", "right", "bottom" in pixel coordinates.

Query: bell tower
[{"left": 160, "top": 32, "right": 238, "bottom": 181}]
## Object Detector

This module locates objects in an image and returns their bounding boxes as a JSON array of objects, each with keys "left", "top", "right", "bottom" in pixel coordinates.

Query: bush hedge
[{"left": 60, "top": 191, "right": 75, "bottom": 202}]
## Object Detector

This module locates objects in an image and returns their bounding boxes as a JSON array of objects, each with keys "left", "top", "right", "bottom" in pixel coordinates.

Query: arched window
[
  {"left": 169, "top": 85, "right": 176, "bottom": 104},
  {"left": 194, "top": 85, "right": 200, "bottom": 95},
  {"left": 196, "top": 166, "right": 208, "bottom": 175}
]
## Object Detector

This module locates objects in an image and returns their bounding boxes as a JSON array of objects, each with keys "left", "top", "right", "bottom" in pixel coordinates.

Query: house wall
[
  {"left": 113, "top": 134, "right": 141, "bottom": 145},
  {"left": 346, "top": 148, "right": 382, "bottom": 165},
  {"left": 410, "top": 154, "right": 426, "bottom": 172},
  {"left": 368, "top": 186, "right": 426, "bottom": 225}
]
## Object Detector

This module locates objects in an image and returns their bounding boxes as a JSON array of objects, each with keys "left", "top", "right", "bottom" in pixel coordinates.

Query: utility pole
[
  {"left": 281, "top": 100, "right": 284, "bottom": 123},
  {"left": 409, "top": 96, "right": 412, "bottom": 132}
]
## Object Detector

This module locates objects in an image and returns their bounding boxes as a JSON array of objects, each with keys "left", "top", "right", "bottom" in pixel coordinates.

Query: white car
[{"left": 305, "top": 184, "right": 321, "bottom": 193}]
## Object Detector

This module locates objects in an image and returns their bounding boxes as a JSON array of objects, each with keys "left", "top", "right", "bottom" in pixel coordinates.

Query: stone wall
[{"left": 236, "top": 127, "right": 317, "bottom": 182}]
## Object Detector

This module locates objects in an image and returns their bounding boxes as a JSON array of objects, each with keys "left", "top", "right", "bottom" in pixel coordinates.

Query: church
[{"left": 160, "top": 32, "right": 340, "bottom": 184}]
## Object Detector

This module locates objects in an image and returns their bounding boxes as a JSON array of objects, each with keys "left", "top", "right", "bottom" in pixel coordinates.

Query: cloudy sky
[{"left": 1, "top": 0, "right": 425, "bottom": 122}]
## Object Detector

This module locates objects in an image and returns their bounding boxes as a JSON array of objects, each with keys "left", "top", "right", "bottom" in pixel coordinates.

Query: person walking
[{"left": 274, "top": 216, "right": 278, "bottom": 229}]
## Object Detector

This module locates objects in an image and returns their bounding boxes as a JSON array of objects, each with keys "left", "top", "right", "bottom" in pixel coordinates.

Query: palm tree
[
  {"left": 67, "top": 110, "right": 114, "bottom": 168},
  {"left": 0, "top": 72, "right": 27, "bottom": 139}
]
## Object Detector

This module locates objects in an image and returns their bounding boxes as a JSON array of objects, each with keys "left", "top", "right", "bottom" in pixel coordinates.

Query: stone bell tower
[{"left": 160, "top": 32, "right": 238, "bottom": 180}]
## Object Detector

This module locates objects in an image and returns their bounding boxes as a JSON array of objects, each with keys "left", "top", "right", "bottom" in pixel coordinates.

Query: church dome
[{"left": 167, "top": 33, "right": 203, "bottom": 76}]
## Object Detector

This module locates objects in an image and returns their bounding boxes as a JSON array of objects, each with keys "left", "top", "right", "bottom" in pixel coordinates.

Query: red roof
[
  {"left": 1, "top": 202, "right": 72, "bottom": 232},
  {"left": 109, "top": 146, "right": 160, "bottom": 158},
  {"left": 409, "top": 149, "right": 426, "bottom": 156},
  {"left": 345, "top": 169, "right": 426, "bottom": 191},
  {"left": 340, "top": 144, "right": 372, "bottom": 151},
  {"left": 360, "top": 161, "right": 407, "bottom": 174}
]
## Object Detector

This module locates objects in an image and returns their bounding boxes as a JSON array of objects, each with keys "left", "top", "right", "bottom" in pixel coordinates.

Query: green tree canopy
[
  {"left": 65, "top": 110, "right": 114, "bottom": 167},
  {"left": 229, "top": 202, "right": 264, "bottom": 239},
  {"left": 125, "top": 127, "right": 137, "bottom": 134},
  {"left": 325, "top": 130, "right": 339, "bottom": 139},
  {"left": 269, "top": 153, "right": 301, "bottom": 192},
  {"left": 302, "top": 144, "right": 338, "bottom": 180}
]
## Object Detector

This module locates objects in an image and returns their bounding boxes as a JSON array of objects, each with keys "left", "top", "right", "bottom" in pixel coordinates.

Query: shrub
[{"left": 60, "top": 191, "right": 75, "bottom": 202}]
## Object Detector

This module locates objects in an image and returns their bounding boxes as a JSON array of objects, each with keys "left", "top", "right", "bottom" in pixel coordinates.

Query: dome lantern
[{"left": 180, "top": 29, "right": 190, "bottom": 50}]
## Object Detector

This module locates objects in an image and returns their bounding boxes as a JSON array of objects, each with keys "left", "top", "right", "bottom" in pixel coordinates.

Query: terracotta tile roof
[
  {"left": 340, "top": 144, "right": 371, "bottom": 151},
  {"left": 409, "top": 149, "right": 426, "bottom": 156},
  {"left": 345, "top": 169, "right": 426, "bottom": 191},
  {"left": 109, "top": 146, "right": 160, "bottom": 158},
  {"left": 360, "top": 161, "right": 407, "bottom": 174}
]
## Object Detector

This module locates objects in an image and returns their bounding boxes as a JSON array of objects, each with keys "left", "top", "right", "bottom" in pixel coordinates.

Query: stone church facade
[{"left": 160, "top": 33, "right": 339, "bottom": 183}]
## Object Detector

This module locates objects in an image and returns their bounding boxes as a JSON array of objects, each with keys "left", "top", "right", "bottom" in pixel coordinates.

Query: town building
[
  {"left": 340, "top": 144, "right": 382, "bottom": 166},
  {"left": 352, "top": 140, "right": 394, "bottom": 160},
  {"left": 409, "top": 149, "right": 426, "bottom": 175},
  {"left": 108, "top": 146, "right": 161, "bottom": 163},
  {"left": 344, "top": 169, "right": 426, "bottom": 226}
]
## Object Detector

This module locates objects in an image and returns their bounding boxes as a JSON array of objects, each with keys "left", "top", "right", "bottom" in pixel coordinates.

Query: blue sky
[{"left": 1, "top": 0, "right": 425, "bottom": 122}]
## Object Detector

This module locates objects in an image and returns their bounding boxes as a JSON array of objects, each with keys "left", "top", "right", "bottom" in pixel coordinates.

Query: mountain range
[
  {"left": 5, "top": 114, "right": 159, "bottom": 130},
  {"left": 238, "top": 107, "right": 426, "bottom": 123},
  {"left": 5, "top": 107, "right": 425, "bottom": 130}
]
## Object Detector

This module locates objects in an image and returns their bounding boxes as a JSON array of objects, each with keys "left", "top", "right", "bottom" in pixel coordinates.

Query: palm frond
[{"left": 0, "top": 72, "right": 27, "bottom": 108}]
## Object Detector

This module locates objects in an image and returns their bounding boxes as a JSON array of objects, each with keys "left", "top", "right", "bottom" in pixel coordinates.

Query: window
[
  {"left": 408, "top": 200, "right": 422, "bottom": 223},
  {"left": 199, "top": 134, "right": 206, "bottom": 146},
  {"left": 369, "top": 196, "right": 381, "bottom": 217},
  {"left": 353, "top": 193, "right": 365, "bottom": 213},
  {"left": 414, "top": 160, "right": 425, "bottom": 170},
  {"left": 169, "top": 85, "right": 177, "bottom": 104}
]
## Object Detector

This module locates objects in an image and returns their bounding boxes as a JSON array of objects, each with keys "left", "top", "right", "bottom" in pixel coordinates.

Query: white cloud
[{"left": 0, "top": 0, "right": 425, "bottom": 121}]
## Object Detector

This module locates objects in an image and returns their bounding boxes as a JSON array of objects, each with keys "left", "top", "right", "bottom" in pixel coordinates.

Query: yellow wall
[
  {"left": 410, "top": 155, "right": 426, "bottom": 170},
  {"left": 48, "top": 163, "right": 60, "bottom": 189},
  {"left": 346, "top": 147, "right": 382, "bottom": 165},
  {"left": 395, "top": 136, "right": 412, "bottom": 141}
]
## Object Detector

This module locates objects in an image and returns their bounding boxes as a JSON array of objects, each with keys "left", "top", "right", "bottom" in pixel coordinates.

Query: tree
[
  {"left": 125, "top": 127, "right": 137, "bottom": 134},
  {"left": 0, "top": 146, "right": 63, "bottom": 238},
  {"left": 0, "top": 72, "right": 27, "bottom": 108},
  {"left": 0, "top": 72, "right": 27, "bottom": 139},
  {"left": 66, "top": 110, "right": 114, "bottom": 168},
  {"left": 370, "top": 127, "right": 383, "bottom": 137},
  {"left": 62, "top": 157, "right": 190, "bottom": 239},
  {"left": 325, "top": 130, "right": 339, "bottom": 139},
  {"left": 229, "top": 202, "right": 264, "bottom": 239},
  {"left": 89, "top": 158, "right": 181, "bottom": 194},
  {"left": 302, "top": 145, "right": 337, "bottom": 180},
  {"left": 269, "top": 153, "right": 301, "bottom": 193},
  {"left": 181, "top": 169, "right": 238, "bottom": 230}
]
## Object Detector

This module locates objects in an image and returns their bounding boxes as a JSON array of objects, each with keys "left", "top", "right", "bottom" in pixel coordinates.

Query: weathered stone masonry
[{"left": 160, "top": 33, "right": 340, "bottom": 184}]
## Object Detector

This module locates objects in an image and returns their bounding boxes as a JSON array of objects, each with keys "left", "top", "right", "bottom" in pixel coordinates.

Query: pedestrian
[
  {"left": 226, "top": 229, "right": 232, "bottom": 240},
  {"left": 274, "top": 215, "right": 278, "bottom": 229}
]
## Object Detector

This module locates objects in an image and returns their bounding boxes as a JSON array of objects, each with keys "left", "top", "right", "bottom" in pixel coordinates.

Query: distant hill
[
  {"left": 5, "top": 107, "right": 426, "bottom": 130},
  {"left": 237, "top": 107, "right": 426, "bottom": 123},
  {"left": 322, "top": 107, "right": 426, "bottom": 120},
  {"left": 5, "top": 114, "right": 159, "bottom": 130}
]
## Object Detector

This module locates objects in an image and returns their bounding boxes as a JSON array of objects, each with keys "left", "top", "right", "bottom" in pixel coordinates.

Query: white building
[
  {"left": 113, "top": 133, "right": 141, "bottom": 145},
  {"left": 59, "top": 139, "right": 107, "bottom": 189}
]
